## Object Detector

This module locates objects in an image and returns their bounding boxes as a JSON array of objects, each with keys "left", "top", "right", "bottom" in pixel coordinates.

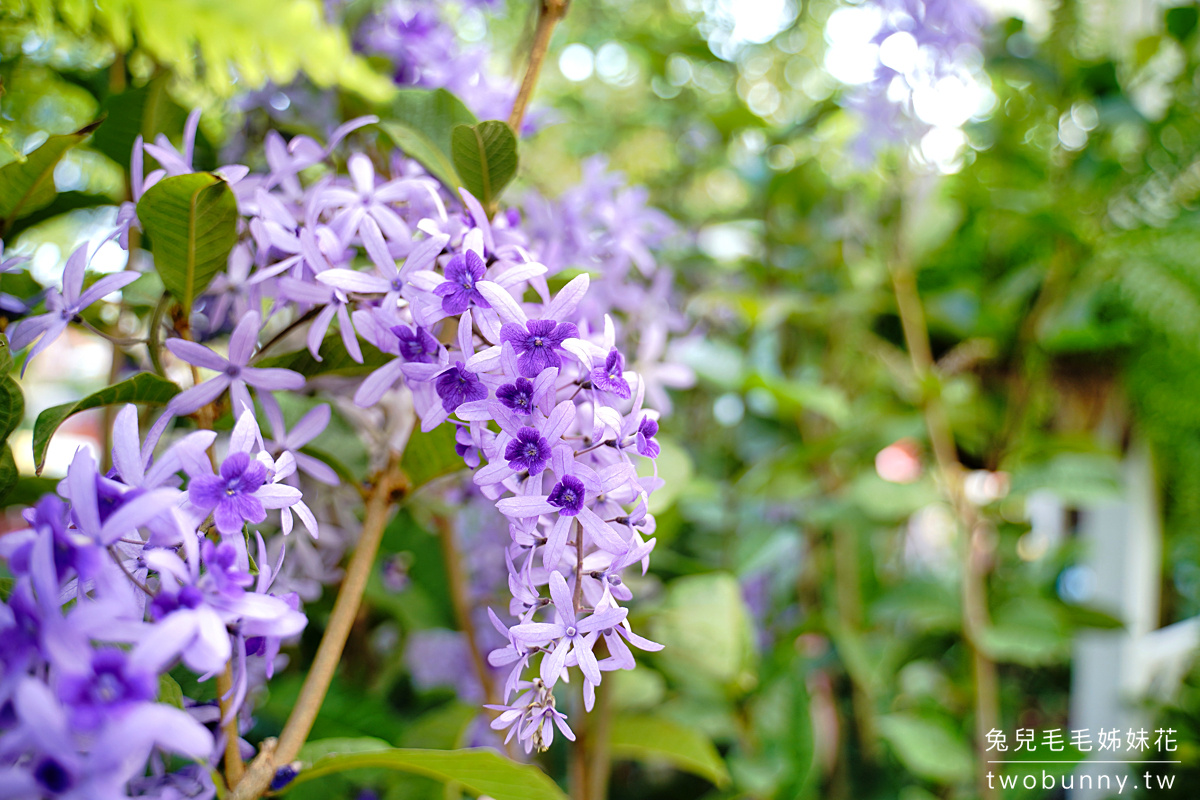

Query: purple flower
[
  {"left": 547, "top": 475, "right": 586, "bottom": 516},
  {"left": 0, "top": 239, "right": 30, "bottom": 315},
  {"left": 187, "top": 451, "right": 273, "bottom": 535},
  {"left": 590, "top": 347, "right": 631, "bottom": 399},
  {"left": 260, "top": 395, "right": 339, "bottom": 486},
  {"left": 435, "top": 361, "right": 487, "bottom": 412},
  {"left": 63, "top": 448, "right": 179, "bottom": 547},
  {"left": 496, "top": 378, "right": 535, "bottom": 413},
  {"left": 8, "top": 242, "right": 140, "bottom": 374},
  {"left": 504, "top": 428, "right": 551, "bottom": 475},
  {"left": 166, "top": 311, "right": 305, "bottom": 416},
  {"left": 510, "top": 571, "right": 628, "bottom": 688},
  {"left": 636, "top": 416, "right": 660, "bottom": 458},
  {"left": 434, "top": 250, "right": 491, "bottom": 315},
  {"left": 56, "top": 648, "right": 157, "bottom": 731},
  {"left": 393, "top": 324, "right": 439, "bottom": 362},
  {"left": 500, "top": 319, "right": 579, "bottom": 378}
]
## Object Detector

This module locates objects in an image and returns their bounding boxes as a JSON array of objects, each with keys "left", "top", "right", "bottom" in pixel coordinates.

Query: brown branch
[
  {"left": 888, "top": 254, "right": 999, "bottom": 800},
  {"left": 217, "top": 663, "right": 245, "bottom": 787},
  {"left": 507, "top": 0, "right": 569, "bottom": 134},
  {"left": 275, "top": 460, "right": 406, "bottom": 762},
  {"left": 229, "top": 459, "right": 408, "bottom": 800}
]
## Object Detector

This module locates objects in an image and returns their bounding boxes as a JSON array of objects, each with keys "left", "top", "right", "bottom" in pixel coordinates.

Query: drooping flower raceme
[{"left": 0, "top": 0, "right": 689, "bottom": 789}]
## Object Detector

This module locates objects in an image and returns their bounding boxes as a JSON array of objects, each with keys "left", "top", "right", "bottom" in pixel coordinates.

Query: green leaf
[
  {"left": 33, "top": 373, "right": 180, "bottom": 475},
  {"left": 0, "top": 476, "right": 57, "bottom": 508},
  {"left": 158, "top": 673, "right": 185, "bottom": 709},
  {"left": 92, "top": 76, "right": 188, "bottom": 169},
  {"left": 450, "top": 120, "right": 518, "bottom": 208},
  {"left": 283, "top": 747, "right": 568, "bottom": 800},
  {"left": 378, "top": 89, "right": 477, "bottom": 192},
  {"left": 400, "top": 424, "right": 463, "bottom": 489},
  {"left": 137, "top": 172, "right": 238, "bottom": 314},
  {"left": 0, "top": 334, "right": 13, "bottom": 376},
  {"left": 0, "top": 120, "right": 102, "bottom": 233},
  {"left": 0, "top": 376, "right": 24, "bottom": 444},
  {"left": 297, "top": 736, "right": 391, "bottom": 764},
  {"left": 0, "top": 445, "right": 17, "bottom": 503},
  {"left": 400, "top": 703, "right": 477, "bottom": 750},
  {"left": 609, "top": 714, "right": 731, "bottom": 787},
  {"left": 1167, "top": 5, "right": 1199, "bottom": 41},
  {"left": 650, "top": 572, "right": 758, "bottom": 691},
  {"left": 878, "top": 713, "right": 974, "bottom": 784},
  {"left": 256, "top": 334, "right": 389, "bottom": 378}
]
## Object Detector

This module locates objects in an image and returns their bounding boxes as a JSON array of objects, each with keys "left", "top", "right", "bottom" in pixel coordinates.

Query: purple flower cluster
[
  {"left": 357, "top": 0, "right": 520, "bottom": 126},
  {"left": 1, "top": 0, "right": 691, "bottom": 779},
  {"left": 0, "top": 407, "right": 308, "bottom": 797},
  {"left": 840, "top": 0, "right": 990, "bottom": 158}
]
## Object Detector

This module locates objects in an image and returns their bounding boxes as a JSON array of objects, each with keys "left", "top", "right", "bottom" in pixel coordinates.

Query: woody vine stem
[{"left": 227, "top": 4, "right": 571, "bottom": 795}]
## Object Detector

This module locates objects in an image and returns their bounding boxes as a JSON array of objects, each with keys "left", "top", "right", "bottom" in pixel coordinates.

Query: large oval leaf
[
  {"left": 283, "top": 744, "right": 567, "bottom": 800},
  {"left": 609, "top": 715, "right": 731, "bottom": 787},
  {"left": 137, "top": 172, "right": 238, "bottom": 314},
  {"left": 878, "top": 713, "right": 974, "bottom": 784},
  {"left": 400, "top": 424, "right": 463, "bottom": 489},
  {"left": 451, "top": 120, "right": 518, "bottom": 208},
  {"left": 0, "top": 120, "right": 102, "bottom": 234},
  {"left": 33, "top": 373, "right": 180, "bottom": 475},
  {"left": 378, "top": 88, "right": 477, "bottom": 192}
]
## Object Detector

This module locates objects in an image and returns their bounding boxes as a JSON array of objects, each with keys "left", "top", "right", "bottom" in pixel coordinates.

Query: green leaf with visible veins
[
  {"left": 378, "top": 88, "right": 477, "bottom": 192},
  {"left": 137, "top": 172, "right": 238, "bottom": 314},
  {"left": 451, "top": 120, "right": 518, "bottom": 207},
  {"left": 33, "top": 373, "right": 180, "bottom": 475},
  {"left": 282, "top": 745, "right": 568, "bottom": 800},
  {"left": 0, "top": 120, "right": 102, "bottom": 233}
]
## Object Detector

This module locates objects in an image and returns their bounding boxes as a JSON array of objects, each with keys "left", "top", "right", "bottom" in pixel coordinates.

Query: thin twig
[
  {"left": 147, "top": 292, "right": 171, "bottom": 378},
  {"left": 275, "top": 460, "right": 406, "bottom": 762},
  {"left": 217, "top": 664, "right": 245, "bottom": 787},
  {"left": 585, "top": 680, "right": 612, "bottom": 800},
  {"left": 253, "top": 307, "right": 320, "bottom": 362},
  {"left": 77, "top": 315, "right": 147, "bottom": 347},
  {"left": 569, "top": 529, "right": 590, "bottom": 800},
  {"left": 887, "top": 199, "right": 998, "bottom": 800},
  {"left": 107, "top": 546, "right": 153, "bottom": 596},
  {"left": 507, "top": 0, "right": 570, "bottom": 134}
]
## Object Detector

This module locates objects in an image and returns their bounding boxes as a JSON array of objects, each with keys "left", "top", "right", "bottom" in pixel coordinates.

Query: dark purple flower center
[
  {"left": 504, "top": 427, "right": 551, "bottom": 474},
  {"left": 180, "top": 585, "right": 204, "bottom": 608},
  {"left": 500, "top": 319, "right": 580, "bottom": 379},
  {"left": 225, "top": 364, "right": 242, "bottom": 378},
  {"left": 435, "top": 361, "right": 486, "bottom": 412},
  {"left": 434, "top": 251, "right": 490, "bottom": 314},
  {"left": 392, "top": 325, "right": 438, "bottom": 363},
  {"left": 547, "top": 475, "right": 586, "bottom": 516},
  {"left": 497, "top": 378, "right": 534, "bottom": 411},
  {"left": 34, "top": 758, "right": 73, "bottom": 793}
]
